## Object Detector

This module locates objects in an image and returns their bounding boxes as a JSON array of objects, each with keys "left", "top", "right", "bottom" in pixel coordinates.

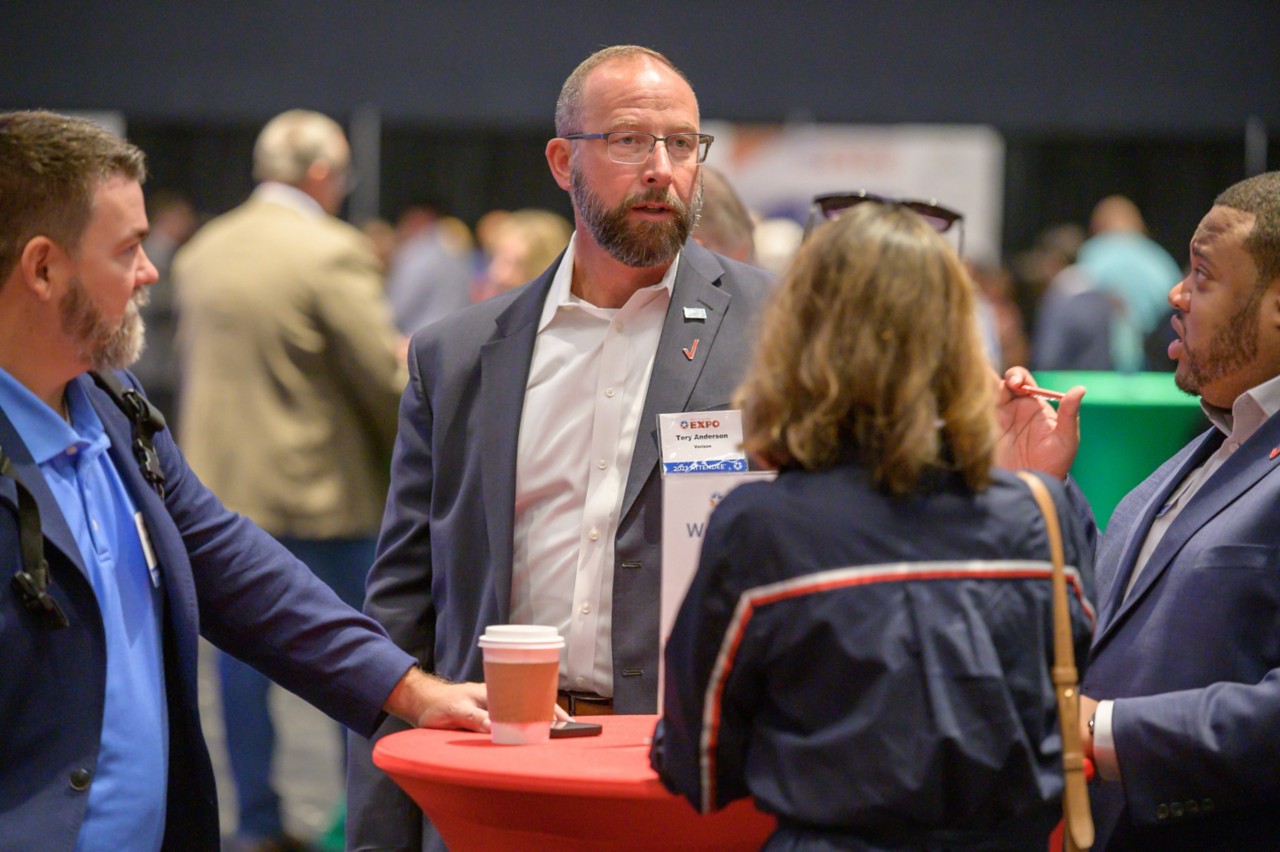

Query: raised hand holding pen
[{"left": 994, "top": 366, "right": 1087, "bottom": 478}]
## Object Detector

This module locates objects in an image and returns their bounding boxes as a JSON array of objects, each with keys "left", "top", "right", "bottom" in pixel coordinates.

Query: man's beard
[
  {"left": 1174, "top": 292, "right": 1260, "bottom": 397},
  {"left": 60, "top": 277, "right": 148, "bottom": 372},
  {"left": 570, "top": 163, "right": 703, "bottom": 268}
]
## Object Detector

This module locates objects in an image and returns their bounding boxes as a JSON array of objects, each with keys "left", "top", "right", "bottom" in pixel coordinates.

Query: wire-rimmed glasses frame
[
  {"left": 560, "top": 131, "right": 714, "bottom": 165},
  {"left": 804, "top": 190, "right": 965, "bottom": 256}
]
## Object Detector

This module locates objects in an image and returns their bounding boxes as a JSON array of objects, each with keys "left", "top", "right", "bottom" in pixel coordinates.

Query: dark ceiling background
[{"left": 4, "top": 1, "right": 1278, "bottom": 258}]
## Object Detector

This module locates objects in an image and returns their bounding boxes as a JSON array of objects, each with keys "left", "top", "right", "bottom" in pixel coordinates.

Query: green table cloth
[{"left": 1033, "top": 371, "right": 1209, "bottom": 530}]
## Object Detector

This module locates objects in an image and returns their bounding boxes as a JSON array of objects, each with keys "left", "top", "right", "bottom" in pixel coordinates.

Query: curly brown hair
[{"left": 736, "top": 202, "right": 995, "bottom": 496}]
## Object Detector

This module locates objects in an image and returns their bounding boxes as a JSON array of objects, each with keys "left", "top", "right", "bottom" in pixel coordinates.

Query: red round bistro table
[{"left": 373, "top": 714, "right": 777, "bottom": 850}]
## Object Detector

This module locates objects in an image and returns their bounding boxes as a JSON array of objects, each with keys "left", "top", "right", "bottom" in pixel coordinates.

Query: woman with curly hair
[{"left": 652, "top": 200, "right": 1095, "bottom": 850}]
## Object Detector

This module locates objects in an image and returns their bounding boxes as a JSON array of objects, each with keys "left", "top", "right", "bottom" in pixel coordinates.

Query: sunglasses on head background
[{"left": 804, "top": 190, "right": 965, "bottom": 255}]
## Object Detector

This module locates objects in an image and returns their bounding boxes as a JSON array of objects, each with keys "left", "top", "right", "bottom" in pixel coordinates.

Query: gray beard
[
  {"left": 570, "top": 165, "right": 703, "bottom": 268},
  {"left": 60, "top": 278, "right": 148, "bottom": 372}
]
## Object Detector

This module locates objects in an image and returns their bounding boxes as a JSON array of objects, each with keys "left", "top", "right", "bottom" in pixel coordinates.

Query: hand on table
[
  {"left": 994, "top": 366, "right": 1086, "bottom": 479},
  {"left": 384, "top": 667, "right": 490, "bottom": 732}
]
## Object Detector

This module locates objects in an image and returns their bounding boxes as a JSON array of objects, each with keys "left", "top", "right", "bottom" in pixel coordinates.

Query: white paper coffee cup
[{"left": 478, "top": 625, "right": 564, "bottom": 745}]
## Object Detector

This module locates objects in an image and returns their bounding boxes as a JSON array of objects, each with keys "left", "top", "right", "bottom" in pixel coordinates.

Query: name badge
[
  {"left": 657, "top": 409, "right": 748, "bottom": 475},
  {"left": 134, "top": 511, "right": 161, "bottom": 587}
]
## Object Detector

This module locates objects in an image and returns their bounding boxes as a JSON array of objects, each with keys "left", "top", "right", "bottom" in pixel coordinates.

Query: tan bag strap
[{"left": 1017, "top": 471, "right": 1094, "bottom": 851}]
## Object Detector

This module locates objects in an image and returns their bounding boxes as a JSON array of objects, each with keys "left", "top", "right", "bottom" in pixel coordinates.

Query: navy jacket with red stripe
[{"left": 652, "top": 464, "right": 1095, "bottom": 850}]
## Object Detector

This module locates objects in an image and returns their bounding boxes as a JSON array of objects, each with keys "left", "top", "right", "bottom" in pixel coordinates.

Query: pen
[{"left": 1012, "top": 384, "right": 1066, "bottom": 402}]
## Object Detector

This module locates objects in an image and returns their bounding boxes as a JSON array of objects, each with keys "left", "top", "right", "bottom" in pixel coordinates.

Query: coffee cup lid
[{"left": 478, "top": 624, "right": 565, "bottom": 650}]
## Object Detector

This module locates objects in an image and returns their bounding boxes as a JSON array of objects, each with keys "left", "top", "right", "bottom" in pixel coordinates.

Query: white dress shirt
[
  {"left": 1093, "top": 372, "right": 1280, "bottom": 780},
  {"left": 510, "top": 234, "right": 678, "bottom": 696},
  {"left": 251, "top": 181, "right": 325, "bottom": 218}
]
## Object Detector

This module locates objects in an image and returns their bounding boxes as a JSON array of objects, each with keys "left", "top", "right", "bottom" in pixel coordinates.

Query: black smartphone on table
[{"left": 550, "top": 720, "right": 603, "bottom": 738}]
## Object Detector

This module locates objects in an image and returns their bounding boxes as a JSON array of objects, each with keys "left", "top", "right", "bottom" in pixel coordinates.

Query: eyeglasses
[
  {"left": 805, "top": 190, "right": 965, "bottom": 255},
  {"left": 560, "top": 131, "right": 714, "bottom": 165}
]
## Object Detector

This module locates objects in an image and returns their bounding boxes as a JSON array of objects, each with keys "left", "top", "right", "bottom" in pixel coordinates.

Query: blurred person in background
[
  {"left": 752, "top": 215, "right": 804, "bottom": 275},
  {"left": 692, "top": 165, "right": 756, "bottom": 264},
  {"left": 652, "top": 200, "right": 1094, "bottom": 849},
  {"left": 969, "top": 260, "right": 1030, "bottom": 371},
  {"left": 131, "top": 189, "right": 197, "bottom": 424},
  {"left": 383, "top": 202, "right": 474, "bottom": 334},
  {"left": 173, "top": 109, "right": 408, "bottom": 852},
  {"left": 1034, "top": 196, "right": 1181, "bottom": 372},
  {"left": 474, "top": 207, "right": 572, "bottom": 300},
  {"left": 360, "top": 217, "right": 398, "bottom": 274}
]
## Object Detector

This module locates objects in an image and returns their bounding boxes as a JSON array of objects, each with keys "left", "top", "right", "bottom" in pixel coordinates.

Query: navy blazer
[
  {"left": 347, "top": 241, "right": 773, "bottom": 850},
  {"left": 0, "top": 371, "right": 415, "bottom": 851},
  {"left": 1084, "top": 416, "right": 1280, "bottom": 849}
]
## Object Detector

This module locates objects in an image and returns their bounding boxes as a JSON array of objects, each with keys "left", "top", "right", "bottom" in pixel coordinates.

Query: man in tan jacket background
[{"left": 173, "top": 109, "right": 406, "bottom": 851}]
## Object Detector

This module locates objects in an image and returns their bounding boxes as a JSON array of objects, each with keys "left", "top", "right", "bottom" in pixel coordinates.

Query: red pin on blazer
[
  {"left": 1270, "top": 447, "right": 1280, "bottom": 461},
  {"left": 682, "top": 338, "right": 699, "bottom": 361}
]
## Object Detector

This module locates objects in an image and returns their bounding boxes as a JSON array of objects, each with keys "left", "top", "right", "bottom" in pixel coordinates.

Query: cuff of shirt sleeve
[{"left": 1093, "top": 699, "right": 1121, "bottom": 782}]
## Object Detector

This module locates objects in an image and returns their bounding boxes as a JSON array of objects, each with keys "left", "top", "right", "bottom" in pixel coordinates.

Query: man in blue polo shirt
[{"left": 0, "top": 110, "right": 490, "bottom": 850}]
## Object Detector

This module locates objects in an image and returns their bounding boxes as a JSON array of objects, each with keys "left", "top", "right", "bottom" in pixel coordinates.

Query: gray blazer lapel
[
  {"left": 1094, "top": 430, "right": 1221, "bottom": 634},
  {"left": 0, "top": 404, "right": 88, "bottom": 581},
  {"left": 478, "top": 270, "right": 556, "bottom": 622},
  {"left": 1101, "top": 421, "right": 1277, "bottom": 645},
  {"left": 620, "top": 244, "right": 730, "bottom": 522}
]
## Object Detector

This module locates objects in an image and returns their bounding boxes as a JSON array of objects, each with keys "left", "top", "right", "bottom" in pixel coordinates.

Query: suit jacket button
[
  {"left": 1185, "top": 799, "right": 1199, "bottom": 815},
  {"left": 1170, "top": 801, "right": 1184, "bottom": 818},
  {"left": 1155, "top": 803, "right": 1170, "bottom": 821},
  {"left": 1201, "top": 798, "right": 1215, "bottom": 814},
  {"left": 69, "top": 768, "right": 92, "bottom": 791}
]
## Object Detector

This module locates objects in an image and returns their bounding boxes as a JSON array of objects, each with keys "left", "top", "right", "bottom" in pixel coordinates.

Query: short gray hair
[
  {"left": 554, "top": 45, "right": 693, "bottom": 137},
  {"left": 252, "top": 110, "right": 348, "bottom": 184}
]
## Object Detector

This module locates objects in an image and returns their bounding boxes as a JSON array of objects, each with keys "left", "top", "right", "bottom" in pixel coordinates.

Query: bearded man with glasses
[{"left": 347, "top": 45, "right": 774, "bottom": 851}]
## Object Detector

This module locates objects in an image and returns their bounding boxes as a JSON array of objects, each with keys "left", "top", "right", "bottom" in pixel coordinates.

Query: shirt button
[
  {"left": 69, "top": 768, "right": 92, "bottom": 791},
  {"left": 91, "top": 519, "right": 100, "bottom": 532},
  {"left": 597, "top": 459, "right": 607, "bottom": 470},
  {"left": 580, "top": 602, "right": 591, "bottom": 614},
  {"left": 575, "top": 676, "right": 586, "bottom": 687},
  {"left": 615, "top": 322, "right": 625, "bottom": 333},
  {"left": 66, "top": 446, "right": 79, "bottom": 456},
  {"left": 588, "top": 528, "right": 600, "bottom": 541},
  {"left": 605, "top": 388, "right": 616, "bottom": 398}
]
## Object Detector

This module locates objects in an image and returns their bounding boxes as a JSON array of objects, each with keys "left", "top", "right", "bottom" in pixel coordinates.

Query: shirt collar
[
  {"left": 537, "top": 232, "right": 680, "bottom": 333},
  {"left": 0, "top": 369, "right": 109, "bottom": 465},
  {"left": 1202, "top": 372, "right": 1280, "bottom": 446},
  {"left": 252, "top": 181, "right": 325, "bottom": 219}
]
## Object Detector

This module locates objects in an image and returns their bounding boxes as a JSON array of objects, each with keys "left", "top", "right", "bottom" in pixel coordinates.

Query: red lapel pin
[
  {"left": 1270, "top": 447, "right": 1280, "bottom": 460},
  {"left": 682, "top": 338, "right": 699, "bottom": 361}
]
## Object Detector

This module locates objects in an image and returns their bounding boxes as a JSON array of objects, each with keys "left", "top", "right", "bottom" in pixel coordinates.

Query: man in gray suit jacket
[
  {"left": 347, "top": 45, "right": 772, "bottom": 850},
  {"left": 1076, "top": 170, "right": 1280, "bottom": 849}
]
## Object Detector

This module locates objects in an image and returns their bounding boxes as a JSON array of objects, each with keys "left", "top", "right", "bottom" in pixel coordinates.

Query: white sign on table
[{"left": 656, "top": 410, "right": 775, "bottom": 711}]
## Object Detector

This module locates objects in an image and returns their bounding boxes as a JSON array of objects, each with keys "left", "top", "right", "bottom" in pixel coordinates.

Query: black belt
[{"left": 557, "top": 690, "right": 614, "bottom": 716}]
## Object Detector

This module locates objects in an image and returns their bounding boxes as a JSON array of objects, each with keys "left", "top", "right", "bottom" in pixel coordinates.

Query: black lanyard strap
[
  {"left": 89, "top": 370, "right": 167, "bottom": 499},
  {"left": 1, "top": 448, "right": 69, "bottom": 629}
]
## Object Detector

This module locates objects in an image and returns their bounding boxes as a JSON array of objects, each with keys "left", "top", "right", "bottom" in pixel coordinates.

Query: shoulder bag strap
[
  {"left": 1017, "top": 471, "right": 1094, "bottom": 851},
  {"left": 1, "top": 446, "right": 69, "bottom": 629}
]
